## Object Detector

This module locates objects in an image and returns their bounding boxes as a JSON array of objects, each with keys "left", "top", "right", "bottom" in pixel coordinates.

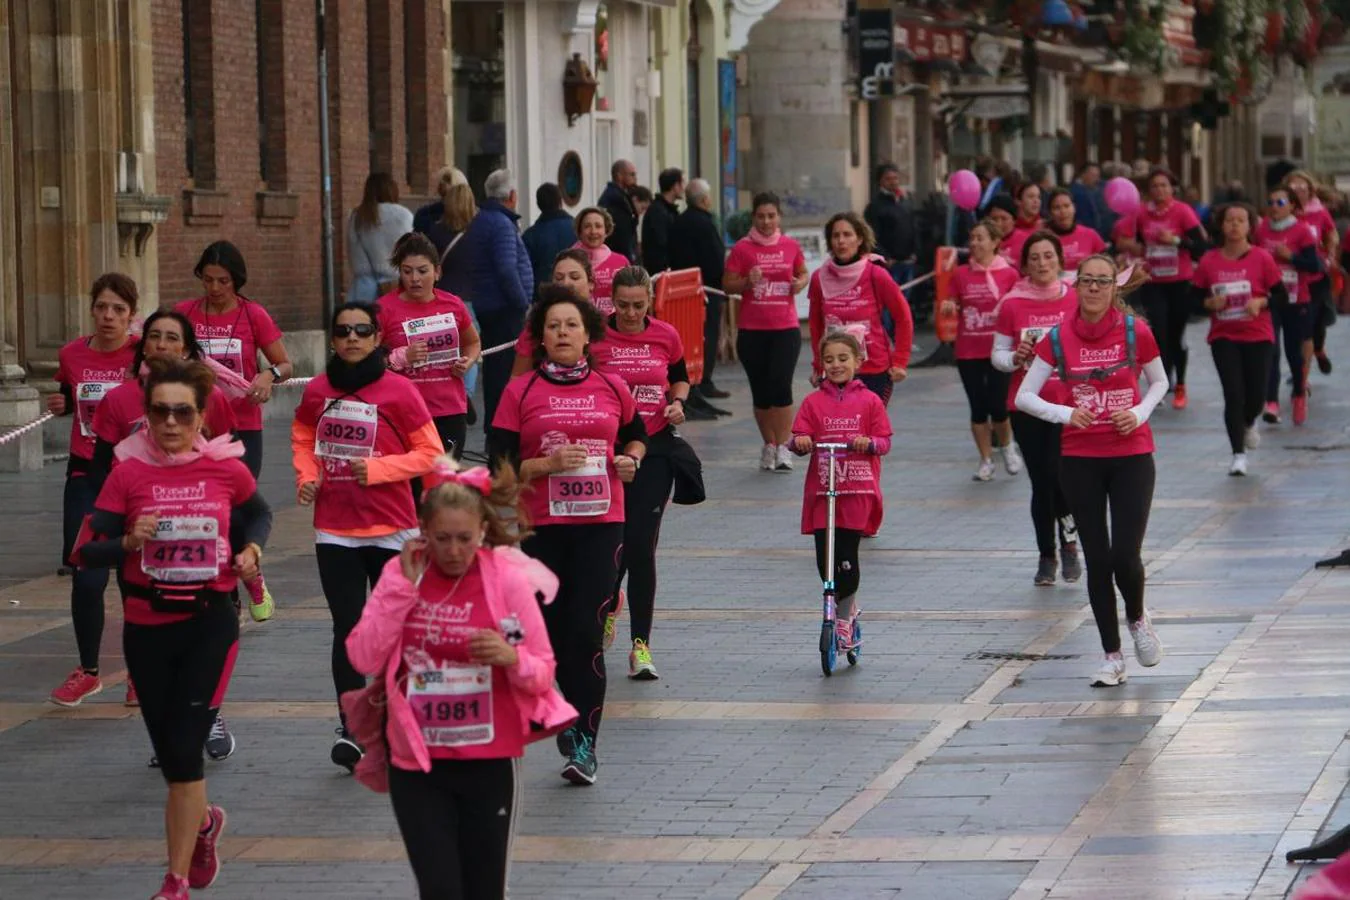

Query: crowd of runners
[{"left": 33, "top": 167, "right": 1339, "bottom": 899}]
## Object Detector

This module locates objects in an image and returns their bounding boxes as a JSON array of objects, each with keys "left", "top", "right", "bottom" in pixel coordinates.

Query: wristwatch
[{"left": 267, "top": 364, "right": 283, "bottom": 380}]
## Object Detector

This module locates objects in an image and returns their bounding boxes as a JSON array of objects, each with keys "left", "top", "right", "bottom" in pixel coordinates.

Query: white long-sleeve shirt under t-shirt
[{"left": 1014, "top": 356, "right": 1168, "bottom": 427}]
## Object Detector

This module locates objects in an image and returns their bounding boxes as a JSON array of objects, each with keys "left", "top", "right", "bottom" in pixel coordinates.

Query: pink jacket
[{"left": 344, "top": 546, "right": 577, "bottom": 786}]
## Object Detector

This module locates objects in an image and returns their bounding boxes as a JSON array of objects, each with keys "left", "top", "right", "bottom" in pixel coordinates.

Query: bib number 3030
[
  {"left": 548, "top": 457, "right": 611, "bottom": 517},
  {"left": 407, "top": 663, "right": 493, "bottom": 747}
]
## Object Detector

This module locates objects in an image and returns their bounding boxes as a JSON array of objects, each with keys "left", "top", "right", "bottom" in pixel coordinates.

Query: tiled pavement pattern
[{"left": 5, "top": 321, "right": 1350, "bottom": 898}]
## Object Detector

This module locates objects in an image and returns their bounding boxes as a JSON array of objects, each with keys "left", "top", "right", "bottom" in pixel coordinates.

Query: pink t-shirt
[
  {"left": 806, "top": 263, "right": 913, "bottom": 376},
  {"left": 1255, "top": 218, "right": 1318, "bottom": 303},
  {"left": 591, "top": 319, "right": 684, "bottom": 437},
  {"left": 1193, "top": 247, "right": 1282, "bottom": 344},
  {"left": 1296, "top": 204, "right": 1336, "bottom": 283},
  {"left": 790, "top": 380, "right": 891, "bottom": 535},
  {"left": 588, "top": 249, "right": 629, "bottom": 317},
  {"left": 725, "top": 235, "right": 806, "bottom": 331},
  {"left": 1112, "top": 214, "right": 1142, "bottom": 266},
  {"left": 994, "top": 287, "right": 1080, "bottom": 410},
  {"left": 55, "top": 337, "right": 138, "bottom": 463},
  {"left": 491, "top": 369, "right": 638, "bottom": 528},
  {"left": 1057, "top": 225, "right": 1108, "bottom": 273},
  {"left": 952, "top": 264, "right": 1019, "bottom": 360},
  {"left": 96, "top": 456, "right": 256, "bottom": 626},
  {"left": 1035, "top": 310, "right": 1160, "bottom": 458},
  {"left": 397, "top": 561, "right": 525, "bottom": 760},
  {"left": 295, "top": 371, "right": 434, "bottom": 533},
  {"left": 1136, "top": 201, "right": 1202, "bottom": 283},
  {"left": 174, "top": 298, "right": 284, "bottom": 431},
  {"left": 377, "top": 289, "right": 474, "bottom": 417},
  {"left": 93, "top": 381, "right": 236, "bottom": 448}
]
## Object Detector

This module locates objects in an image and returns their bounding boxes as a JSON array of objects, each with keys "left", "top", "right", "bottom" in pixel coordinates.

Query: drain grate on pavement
[{"left": 968, "top": 650, "right": 1081, "bottom": 661}]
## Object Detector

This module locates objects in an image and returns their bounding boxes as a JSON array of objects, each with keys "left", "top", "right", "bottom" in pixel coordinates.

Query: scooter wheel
[
  {"left": 847, "top": 619, "right": 862, "bottom": 666},
  {"left": 820, "top": 622, "right": 836, "bottom": 676}
]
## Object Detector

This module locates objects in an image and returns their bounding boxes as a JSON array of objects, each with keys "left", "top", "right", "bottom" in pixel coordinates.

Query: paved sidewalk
[{"left": 4, "top": 321, "right": 1350, "bottom": 898}]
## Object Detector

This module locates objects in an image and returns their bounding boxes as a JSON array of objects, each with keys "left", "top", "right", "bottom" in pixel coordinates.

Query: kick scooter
[{"left": 816, "top": 442, "right": 861, "bottom": 676}]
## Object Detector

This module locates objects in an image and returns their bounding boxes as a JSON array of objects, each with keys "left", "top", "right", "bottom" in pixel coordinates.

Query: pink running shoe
[
  {"left": 834, "top": 617, "right": 854, "bottom": 650},
  {"left": 189, "top": 804, "right": 227, "bottom": 889},
  {"left": 151, "top": 872, "right": 189, "bottom": 900},
  {"left": 1293, "top": 395, "right": 1308, "bottom": 426},
  {"left": 125, "top": 680, "right": 139, "bottom": 707},
  {"left": 50, "top": 668, "right": 102, "bottom": 707}
]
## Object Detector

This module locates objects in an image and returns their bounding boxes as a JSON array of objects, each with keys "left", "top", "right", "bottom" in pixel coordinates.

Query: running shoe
[
  {"left": 1293, "top": 395, "right": 1308, "bottom": 426},
  {"left": 1229, "top": 453, "right": 1248, "bottom": 477},
  {"left": 759, "top": 444, "right": 776, "bottom": 471},
  {"left": 331, "top": 727, "right": 363, "bottom": 773},
  {"left": 50, "top": 668, "right": 102, "bottom": 707},
  {"left": 1034, "top": 555, "right": 1057, "bottom": 587},
  {"left": 1061, "top": 543, "right": 1082, "bottom": 583},
  {"left": 1171, "top": 384, "right": 1188, "bottom": 410},
  {"left": 1243, "top": 423, "right": 1260, "bottom": 450},
  {"left": 1090, "top": 653, "right": 1127, "bottom": 687},
  {"left": 1000, "top": 443, "right": 1024, "bottom": 476},
  {"left": 150, "top": 872, "right": 190, "bottom": 900},
  {"left": 125, "top": 680, "right": 139, "bottom": 708},
  {"left": 602, "top": 590, "right": 625, "bottom": 651},
  {"left": 206, "top": 714, "right": 236, "bottom": 761},
  {"left": 1317, "top": 351, "right": 1333, "bottom": 374},
  {"left": 1129, "top": 614, "right": 1163, "bottom": 668},
  {"left": 248, "top": 579, "right": 275, "bottom": 623},
  {"left": 974, "top": 458, "right": 995, "bottom": 482},
  {"left": 774, "top": 444, "right": 793, "bottom": 472},
  {"left": 1262, "top": 401, "right": 1281, "bottom": 424},
  {"left": 562, "top": 733, "right": 598, "bottom": 785},
  {"left": 556, "top": 725, "right": 578, "bottom": 758},
  {"left": 188, "top": 804, "right": 227, "bottom": 889},
  {"left": 628, "top": 639, "right": 659, "bottom": 680}
]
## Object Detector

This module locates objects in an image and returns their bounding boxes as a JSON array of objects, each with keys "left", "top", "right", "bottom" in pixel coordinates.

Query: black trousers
[
  {"left": 477, "top": 308, "right": 526, "bottom": 432},
  {"left": 1139, "top": 280, "right": 1191, "bottom": 387},
  {"left": 956, "top": 358, "right": 1010, "bottom": 424},
  {"left": 62, "top": 473, "right": 110, "bottom": 672},
  {"left": 1010, "top": 412, "right": 1074, "bottom": 557},
  {"left": 615, "top": 449, "right": 674, "bottom": 645},
  {"left": 1059, "top": 454, "right": 1155, "bottom": 654},
  {"left": 522, "top": 523, "right": 622, "bottom": 743},
  {"left": 237, "top": 429, "right": 264, "bottom": 478},
  {"left": 124, "top": 596, "right": 239, "bottom": 783},
  {"left": 813, "top": 528, "right": 862, "bottom": 600},
  {"left": 1211, "top": 340, "right": 1271, "bottom": 454},
  {"left": 1267, "top": 302, "right": 1314, "bottom": 401},
  {"left": 701, "top": 294, "right": 724, "bottom": 386},
  {"left": 388, "top": 758, "right": 518, "bottom": 900},
  {"left": 1312, "top": 276, "right": 1335, "bottom": 354},
  {"left": 411, "top": 414, "right": 467, "bottom": 502},
  {"left": 315, "top": 543, "right": 399, "bottom": 718}
]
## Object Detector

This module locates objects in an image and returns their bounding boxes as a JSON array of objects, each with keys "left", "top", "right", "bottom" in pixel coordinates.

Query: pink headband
[{"left": 421, "top": 462, "right": 493, "bottom": 501}]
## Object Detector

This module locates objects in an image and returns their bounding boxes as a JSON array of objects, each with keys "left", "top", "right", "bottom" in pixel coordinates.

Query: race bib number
[
  {"left": 1213, "top": 279, "right": 1253, "bottom": 322},
  {"left": 402, "top": 314, "right": 461, "bottom": 366},
  {"left": 199, "top": 337, "right": 245, "bottom": 374},
  {"left": 1281, "top": 267, "right": 1300, "bottom": 293},
  {"left": 316, "top": 399, "right": 378, "bottom": 458},
  {"left": 548, "top": 457, "right": 611, "bottom": 517},
  {"left": 141, "top": 516, "right": 220, "bottom": 583},
  {"left": 407, "top": 662, "right": 493, "bottom": 748},
  {"left": 76, "top": 381, "right": 120, "bottom": 438},
  {"left": 816, "top": 452, "right": 876, "bottom": 496},
  {"left": 1146, "top": 244, "right": 1179, "bottom": 278}
]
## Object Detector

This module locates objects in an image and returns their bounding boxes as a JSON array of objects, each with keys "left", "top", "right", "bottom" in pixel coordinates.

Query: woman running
[
  {"left": 1005, "top": 183, "right": 1044, "bottom": 265},
  {"left": 47, "top": 273, "right": 139, "bottom": 707},
  {"left": 1046, "top": 188, "right": 1107, "bottom": 273},
  {"left": 807, "top": 211, "right": 914, "bottom": 406},
  {"left": 378, "top": 232, "right": 481, "bottom": 461},
  {"left": 1015, "top": 255, "right": 1166, "bottom": 687},
  {"left": 790, "top": 332, "right": 891, "bottom": 650},
  {"left": 946, "top": 219, "right": 1022, "bottom": 481},
  {"left": 511, "top": 249, "right": 596, "bottom": 377},
  {"left": 592, "top": 266, "right": 694, "bottom": 680},
  {"left": 986, "top": 195, "right": 1019, "bottom": 263},
  {"left": 176, "top": 241, "right": 292, "bottom": 621},
  {"left": 488, "top": 285, "right": 648, "bottom": 785},
  {"left": 345, "top": 458, "right": 574, "bottom": 900},
  {"left": 74, "top": 358, "right": 271, "bottom": 900},
  {"left": 1285, "top": 171, "right": 1339, "bottom": 376},
  {"left": 1193, "top": 203, "right": 1287, "bottom": 476},
  {"left": 292, "top": 302, "right": 443, "bottom": 771},
  {"left": 1257, "top": 186, "right": 1322, "bottom": 426},
  {"left": 723, "top": 192, "right": 809, "bottom": 473},
  {"left": 572, "top": 207, "right": 630, "bottom": 315},
  {"left": 991, "top": 231, "right": 1082, "bottom": 586}
]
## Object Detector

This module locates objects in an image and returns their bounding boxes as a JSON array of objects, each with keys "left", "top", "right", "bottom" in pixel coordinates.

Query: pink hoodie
[{"left": 791, "top": 379, "right": 892, "bottom": 535}]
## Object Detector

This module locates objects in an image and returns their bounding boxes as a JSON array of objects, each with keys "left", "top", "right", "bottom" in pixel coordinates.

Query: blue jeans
[{"left": 464, "top": 303, "right": 481, "bottom": 400}]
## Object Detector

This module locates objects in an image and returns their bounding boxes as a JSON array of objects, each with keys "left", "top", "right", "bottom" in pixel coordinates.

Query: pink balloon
[
  {"left": 948, "top": 170, "right": 982, "bottom": 211},
  {"left": 1104, "top": 177, "right": 1140, "bottom": 216}
]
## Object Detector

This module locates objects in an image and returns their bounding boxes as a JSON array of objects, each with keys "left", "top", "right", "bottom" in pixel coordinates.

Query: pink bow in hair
[{"left": 421, "top": 462, "right": 493, "bottom": 501}]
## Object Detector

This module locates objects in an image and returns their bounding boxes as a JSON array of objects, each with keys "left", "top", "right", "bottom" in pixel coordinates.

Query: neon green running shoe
[
  {"left": 249, "top": 583, "right": 275, "bottom": 623},
  {"left": 628, "top": 639, "right": 659, "bottom": 681},
  {"left": 602, "top": 590, "right": 624, "bottom": 650}
]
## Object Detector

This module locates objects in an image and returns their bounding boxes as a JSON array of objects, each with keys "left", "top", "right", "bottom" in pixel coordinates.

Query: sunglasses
[
  {"left": 1077, "top": 276, "right": 1115, "bottom": 290},
  {"left": 1271, "top": 198, "right": 1290, "bottom": 207},
  {"left": 146, "top": 402, "right": 199, "bottom": 424},
  {"left": 333, "top": 323, "right": 377, "bottom": 338}
]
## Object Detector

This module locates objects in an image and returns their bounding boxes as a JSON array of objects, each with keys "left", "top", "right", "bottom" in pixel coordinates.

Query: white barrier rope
[{"left": 0, "top": 412, "right": 53, "bottom": 447}]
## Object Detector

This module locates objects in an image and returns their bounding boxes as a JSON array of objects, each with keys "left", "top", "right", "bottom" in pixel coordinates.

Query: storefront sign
[
  {"left": 718, "top": 58, "right": 738, "bottom": 241},
  {"left": 895, "top": 21, "right": 967, "bottom": 64},
  {"left": 857, "top": 5, "right": 894, "bottom": 99}
]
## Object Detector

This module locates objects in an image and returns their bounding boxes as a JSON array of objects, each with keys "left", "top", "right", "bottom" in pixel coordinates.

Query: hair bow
[{"left": 421, "top": 462, "right": 493, "bottom": 500}]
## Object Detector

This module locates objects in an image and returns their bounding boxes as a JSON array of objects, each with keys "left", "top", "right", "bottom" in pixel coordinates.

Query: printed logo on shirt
[
  {"left": 80, "top": 367, "right": 127, "bottom": 382},
  {"left": 547, "top": 395, "right": 597, "bottom": 412},
  {"left": 608, "top": 345, "right": 652, "bottom": 360},
  {"left": 1078, "top": 347, "right": 1123, "bottom": 366},
  {"left": 152, "top": 481, "right": 208, "bottom": 503},
  {"left": 823, "top": 416, "right": 861, "bottom": 433}
]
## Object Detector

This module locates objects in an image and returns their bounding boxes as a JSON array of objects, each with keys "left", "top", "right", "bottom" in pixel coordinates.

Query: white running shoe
[
  {"left": 1129, "top": 614, "right": 1163, "bottom": 667},
  {"left": 759, "top": 444, "right": 776, "bottom": 471},
  {"left": 1090, "top": 653, "right": 1127, "bottom": 687},
  {"left": 774, "top": 444, "right": 793, "bottom": 472},
  {"left": 1244, "top": 424, "right": 1260, "bottom": 450},
  {"left": 1000, "top": 443, "right": 1024, "bottom": 475},
  {"left": 974, "top": 458, "right": 995, "bottom": 482},
  {"left": 1228, "top": 453, "right": 1248, "bottom": 477}
]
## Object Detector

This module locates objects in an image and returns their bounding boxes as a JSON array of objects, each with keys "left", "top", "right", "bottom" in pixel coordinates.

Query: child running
[{"left": 790, "top": 333, "right": 892, "bottom": 649}]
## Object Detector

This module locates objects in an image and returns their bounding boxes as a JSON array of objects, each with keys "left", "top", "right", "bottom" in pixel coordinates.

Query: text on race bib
[
  {"left": 1212, "top": 279, "right": 1254, "bottom": 321},
  {"left": 199, "top": 337, "right": 245, "bottom": 373},
  {"left": 407, "top": 662, "right": 494, "bottom": 747},
  {"left": 1145, "top": 244, "right": 1179, "bottom": 277},
  {"left": 141, "top": 516, "right": 220, "bottom": 583},
  {"left": 402, "top": 314, "right": 461, "bottom": 366},
  {"left": 316, "top": 399, "right": 378, "bottom": 458},
  {"left": 76, "top": 382, "right": 121, "bottom": 438},
  {"left": 548, "top": 456, "right": 611, "bottom": 517}
]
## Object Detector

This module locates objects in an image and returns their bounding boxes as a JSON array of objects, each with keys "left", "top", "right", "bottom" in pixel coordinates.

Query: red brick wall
[{"left": 152, "top": 0, "right": 448, "bottom": 334}]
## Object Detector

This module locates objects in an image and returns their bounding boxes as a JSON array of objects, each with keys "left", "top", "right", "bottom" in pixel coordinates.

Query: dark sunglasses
[
  {"left": 146, "top": 402, "right": 199, "bottom": 424},
  {"left": 1271, "top": 198, "right": 1290, "bottom": 207},
  {"left": 333, "top": 323, "right": 377, "bottom": 338}
]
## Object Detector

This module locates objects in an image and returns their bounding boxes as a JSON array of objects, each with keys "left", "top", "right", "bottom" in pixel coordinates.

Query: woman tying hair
[{"left": 572, "top": 207, "right": 630, "bottom": 315}]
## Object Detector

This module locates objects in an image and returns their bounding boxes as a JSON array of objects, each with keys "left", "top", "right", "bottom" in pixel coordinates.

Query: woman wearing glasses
[
  {"left": 1257, "top": 186, "right": 1323, "bottom": 426},
  {"left": 1015, "top": 255, "right": 1167, "bottom": 687},
  {"left": 292, "top": 302, "right": 443, "bottom": 771}
]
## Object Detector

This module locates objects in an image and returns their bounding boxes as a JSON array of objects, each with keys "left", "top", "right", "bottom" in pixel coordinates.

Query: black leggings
[
  {"left": 737, "top": 328, "right": 801, "bottom": 409},
  {"left": 1267, "top": 302, "right": 1314, "bottom": 401},
  {"left": 388, "top": 757, "right": 518, "bottom": 900},
  {"left": 237, "top": 429, "right": 263, "bottom": 478},
  {"left": 1312, "top": 277, "right": 1335, "bottom": 354},
  {"left": 1211, "top": 340, "right": 1271, "bottom": 454},
  {"left": 124, "top": 596, "right": 239, "bottom": 783},
  {"left": 523, "top": 523, "right": 623, "bottom": 743},
  {"left": 1059, "top": 454, "right": 1155, "bottom": 654},
  {"left": 1010, "top": 412, "right": 1074, "bottom": 557},
  {"left": 956, "top": 359, "right": 1010, "bottom": 424},
  {"left": 857, "top": 372, "right": 894, "bottom": 407},
  {"left": 813, "top": 528, "right": 862, "bottom": 602},
  {"left": 1138, "top": 280, "right": 1191, "bottom": 387},
  {"left": 63, "top": 473, "right": 110, "bottom": 672},
  {"left": 411, "top": 414, "right": 468, "bottom": 501},
  {"left": 615, "top": 450, "right": 674, "bottom": 645},
  {"left": 315, "top": 543, "right": 399, "bottom": 719}
]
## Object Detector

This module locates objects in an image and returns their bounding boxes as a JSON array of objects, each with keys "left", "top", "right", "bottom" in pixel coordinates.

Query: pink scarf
[
  {"left": 139, "top": 358, "right": 252, "bottom": 401},
  {"left": 1069, "top": 305, "right": 1122, "bottom": 343},
  {"left": 572, "top": 241, "right": 613, "bottom": 268},
  {"left": 1303, "top": 196, "right": 1327, "bottom": 215},
  {"left": 114, "top": 429, "right": 245, "bottom": 467},
  {"left": 1002, "top": 276, "right": 1067, "bottom": 303},
  {"left": 969, "top": 254, "right": 1011, "bottom": 299},
  {"left": 747, "top": 228, "right": 781, "bottom": 247},
  {"left": 817, "top": 254, "right": 886, "bottom": 298}
]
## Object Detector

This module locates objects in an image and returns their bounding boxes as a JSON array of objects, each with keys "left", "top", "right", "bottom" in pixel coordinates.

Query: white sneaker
[
  {"left": 1090, "top": 653, "right": 1127, "bottom": 687},
  {"left": 1244, "top": 424, "right": 1260, "bottom": 450},
  {"left": 759, "top": 444, "right": 776, "bottom": 471},
  {"left": 974, "top": 458, "right": 995, "bottom": 482},
  {"left": 1129, "top": 614, "right": 1163, "bottom": 667},
  {"left": 1000, "top": 443, "right": 1024, "bottom": 476},
  {"left": 774, "top": 444, "right": 793, "bottom": 472},
  {"left": 1228, "top": 453, "right": 1248, "bottom": 477}
]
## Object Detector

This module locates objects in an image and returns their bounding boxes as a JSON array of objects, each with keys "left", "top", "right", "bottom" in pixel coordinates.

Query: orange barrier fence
[
  {"left": 933, "top": 246, "right": 959, "bottom": 344},
  {"left": 653, "top": 267, "right": 708, "bottom": 386}
]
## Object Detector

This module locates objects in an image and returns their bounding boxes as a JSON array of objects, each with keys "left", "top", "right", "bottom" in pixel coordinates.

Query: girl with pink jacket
[{"left": 344, "top": 458, "right": 575, "bottom": 900}]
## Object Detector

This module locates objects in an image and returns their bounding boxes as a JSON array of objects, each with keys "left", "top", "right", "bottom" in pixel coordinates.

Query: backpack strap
[
  {"left": 1124, "top": 314, "right": 1136, "bottom": 369},
  {"left": 1048, "top": 324, "right": 1068, "bottom": 381}
]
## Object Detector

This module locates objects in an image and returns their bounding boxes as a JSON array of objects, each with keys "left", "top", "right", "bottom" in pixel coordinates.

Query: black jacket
[
  {"left": 670, "top": 206, "right": 725, "bottom": 292},
  {"left": 598, "top": 182, "right": 639, "bottom": 261},
  {"left": 642, "top": 196, "right": 681, "bottom": 274},
  {"left": 864, "top": 190, "right": 916, "bottom": 263}
]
